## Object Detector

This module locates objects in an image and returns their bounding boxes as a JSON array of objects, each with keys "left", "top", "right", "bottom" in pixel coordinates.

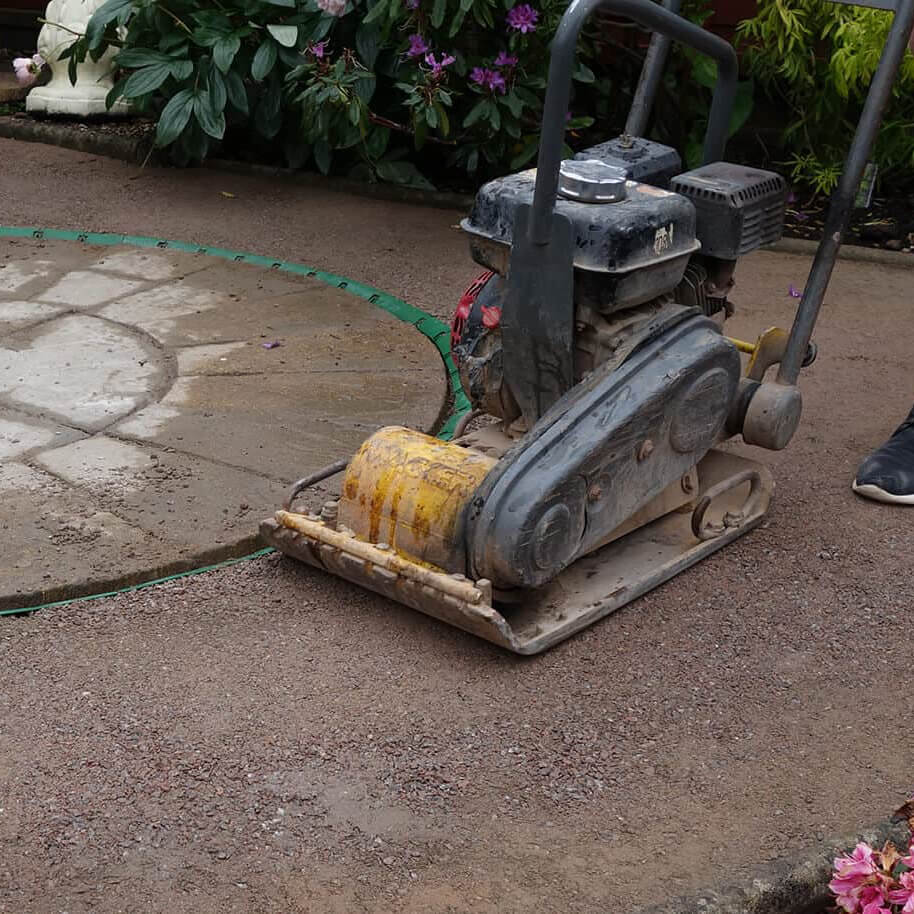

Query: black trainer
[{"left": 853, "top": 404, "right": 914, "bottom": 505}]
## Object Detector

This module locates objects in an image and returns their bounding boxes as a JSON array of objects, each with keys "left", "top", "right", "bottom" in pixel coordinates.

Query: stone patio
[{"left": 0, "top": 237, "right": 447, "bottom": 609}]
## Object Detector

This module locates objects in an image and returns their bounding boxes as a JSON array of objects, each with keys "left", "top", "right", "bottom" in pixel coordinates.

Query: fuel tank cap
[{"left": 558, "top": 159, "right": 627, "bottom": 203}]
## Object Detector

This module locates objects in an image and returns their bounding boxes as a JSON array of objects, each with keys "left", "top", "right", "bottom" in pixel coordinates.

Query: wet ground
[{"left": 1, "top": 139, "right": 913, "bottom": 913}]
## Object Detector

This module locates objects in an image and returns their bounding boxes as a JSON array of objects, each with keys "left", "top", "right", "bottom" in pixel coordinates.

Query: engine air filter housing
[{"left": 670, "top": 162, "right": 786, "bottom": 259}]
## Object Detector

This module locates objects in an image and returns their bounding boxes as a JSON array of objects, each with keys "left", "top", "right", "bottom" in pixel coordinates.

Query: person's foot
[{"left": 853, "top": 406, "right": 914, "bottom": 505}]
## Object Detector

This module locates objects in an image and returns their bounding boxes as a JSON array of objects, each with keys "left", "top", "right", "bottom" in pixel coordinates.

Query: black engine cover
[{"left": 464, "top": 307, "right": 741, "bottom": 590}]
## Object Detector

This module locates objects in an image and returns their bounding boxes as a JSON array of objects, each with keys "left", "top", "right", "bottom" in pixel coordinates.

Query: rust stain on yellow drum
[{"left": 337, "top": 426, "right": 496, "bottom": 573}]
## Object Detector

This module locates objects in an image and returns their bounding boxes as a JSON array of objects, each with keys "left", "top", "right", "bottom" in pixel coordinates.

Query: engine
[{"left": 455, "top": 136, "right": 787, "bottom": 431}]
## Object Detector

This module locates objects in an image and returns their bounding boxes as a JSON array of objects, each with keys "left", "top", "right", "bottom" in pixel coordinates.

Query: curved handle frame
[{"left": 528, "top": 0, "right": 739, "bottom": 246}]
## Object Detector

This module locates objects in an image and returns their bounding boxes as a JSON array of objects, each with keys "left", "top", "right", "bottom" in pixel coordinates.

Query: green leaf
[
  {"left": 376, "top": 160, "right": 435, "bottom": 190},
  {"left": 170, "top": 59, "right": 193, "bottom": 80},
  {"left": 86, "top": 0, "right": 135, "bottom": 50},
  {"left": 363, "top": 0, "right": 389, "bottom": 25},
  {"left": 159, "top": 32, "right": 187, "bottom": 53},
  {"left": 208, "top": 66, "right": 228, "bottom": 113},
  {"left": 436, "top": 103, "right": 450, "bottom": 136},
  {"left": 156, "top": 88, "right": 195, "bottom": 147},
  {"left": 572, "top": 61, "right": 595, "bottom": 83},
  {"left": 691, "top": 54, "right": 717, "bottom": 89},
  {"left": 509, "top": 135, "right": 537, "bottom": 169},
  {"left": 448, "top": 7, "right": 467, "bottom": 36},
  {"left": 194, "top": 92, "right": 226, "bottom": 139},
  {"left": 467, "top": 146, "right": 479, "bottom": 173},
  {"left": 254, "top": 82, "right": 283, "bottom": 138},
  {"left": 488, "top": 101, "right": 500, "bottom": 131},
  {"left": 364, "top": 125, "right": 389, "bottom": 159},
  {"left": 267, "top": 24, "right": 299, "bottom": 47},
  {"left": 312, "top": 15, "right": 334, "bottom": 39},
  {"left": 106, "top": 76, "right": 128, "bottom": 109},
  {"left": 252, "top": 39, "right": 278, "bottom": 81},
  {"left": 265, "top": 0, "right": 296, "bottom": 6},
  {"left": 116, "top": 48, "right": 172, "bottom": 68},
  {"left": 122, "top": 63, "right": 173, "bottom": 97},
  {"left": 425, "top": 105, "right": 438, "bottom": 128},
  {"left": 354, "top": 74, "right": 376, "bottom": 103},
  {"left": 356, "top": 25, "right": 380, "bottom": 68},
  {"left": 463, "top": 97, "right": 488, "bottom": 128},
  {"left": 515, "top": 86, "right": 540, "bottom": 107},
  {"left": 314, "top": 138, "right": 332, "bottom": 174},
  {"left": 224, "top": 69, "right": 249, "bottom": 115},
  {"left": 213, "top": 34, "right": 241, "bottom": 73},
  {"left": 431, "top": 0, "right": 446, "bottom": 28},
  {"left": 501, "top": 91, "right": 522, "bottom": 117}
]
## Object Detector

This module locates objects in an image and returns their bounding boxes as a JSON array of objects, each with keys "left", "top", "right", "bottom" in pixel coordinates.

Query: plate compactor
[{"left": 262, "top": 0, "right": 914, "bottom": 653}]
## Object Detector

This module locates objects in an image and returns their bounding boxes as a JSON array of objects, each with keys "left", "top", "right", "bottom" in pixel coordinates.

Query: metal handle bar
[
  {"left": 777, "top": 0, "right": 914, "bottom": 385},
  {"left": 529, "top": 0, "right": 738, "bottom": 246},
  {"left": 625, "top": 0, "right": 683, "bottom": 137}
]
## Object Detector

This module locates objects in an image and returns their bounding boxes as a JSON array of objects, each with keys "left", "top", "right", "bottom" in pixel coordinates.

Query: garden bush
[
  {"left": 62, "top": 0, "right": 633, "bottom": 186},
  {"left": 737, "top": 0, "right": 914, "bottom": 193}
]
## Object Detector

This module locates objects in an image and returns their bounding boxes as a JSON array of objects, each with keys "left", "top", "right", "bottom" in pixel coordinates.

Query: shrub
[
  {"left": 63, "top": 0, "right": 617, "bottom": 185},
  {"left": 737, "top": 0, "right": 914, "bottom": 193}
]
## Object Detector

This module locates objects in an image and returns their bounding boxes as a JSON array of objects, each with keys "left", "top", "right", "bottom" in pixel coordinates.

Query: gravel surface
[{"left": 1, "top": 139, "right": 913, "bottom": 913}]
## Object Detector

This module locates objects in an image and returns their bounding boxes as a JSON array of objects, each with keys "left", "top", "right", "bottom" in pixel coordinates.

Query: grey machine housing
[{"left": 461, "top": 139, "right": 787, "bottom": 313}]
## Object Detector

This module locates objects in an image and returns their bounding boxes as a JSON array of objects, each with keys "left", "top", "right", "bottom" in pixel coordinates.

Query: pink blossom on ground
[
  {"left": 506, "top": 3, "right": 538, "bottom": 32},
  {"left": 316, "top": 0, "right": 346, "bottom": 15},
  {"left": 830, "top": 843, "right": 879, "bottom": 913},
  {"left": 407, "top": 34, "right": 429, "bottom": 57},
  {"left": 888, "top": 870, "right": 914, "bottom": 914},
  {"left": 861, "top": 901, "right": 891, "bottom": 914},
  {"left": 12, "top": 54, "right": 43, "bottom": 88}
]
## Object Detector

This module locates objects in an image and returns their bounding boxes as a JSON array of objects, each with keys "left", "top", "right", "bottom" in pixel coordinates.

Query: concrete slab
[
  {"left": 0, "top": 237, "right": 449, "bottom": 609},
  {"left": 0, "top": 313, "right": 168, "bottom": 431}
]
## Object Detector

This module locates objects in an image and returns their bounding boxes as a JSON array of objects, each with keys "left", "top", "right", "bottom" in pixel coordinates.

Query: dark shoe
[{"left": 853, "top": 406, "right": 914, "bottom": 505}]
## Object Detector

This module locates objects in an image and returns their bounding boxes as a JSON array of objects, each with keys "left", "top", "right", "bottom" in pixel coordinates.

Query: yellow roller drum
[{"left": 337, "top": 426, "right": 496, "bottom": 574}]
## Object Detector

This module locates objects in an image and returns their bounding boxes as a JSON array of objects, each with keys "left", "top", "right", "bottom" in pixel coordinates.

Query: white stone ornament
[{"left": 27, "top": 0, "right": 130, "bottom": 117}]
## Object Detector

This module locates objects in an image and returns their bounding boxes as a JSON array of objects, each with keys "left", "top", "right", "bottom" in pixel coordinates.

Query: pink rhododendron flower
[
  {"left": 316, "top": 0, "right": 346, "bottom": 15},
  {"left": 469, "top": 67, "right": 505, "bottom": 93},
  {"left": 494, "top": 51, "right": 518, "bottom": 67},
  {"left": 307, "top": 40, "right": 328, "bottom": 58},
  {"left": 12, "top": 54, "right": 43, "bottom": 88},
  {"left": 506, "top": 3, "right": 538, "bottom": 32},
  {"left": 407, "top": 34, "right": 429, "bottom": 57},
  {"left": 888, "top": 870, "right": 914, "bottom": 914},
  {"left": 406, "top": 0, "right": 420, "bottom": 7},
  {"left": 424, "top": 52, "right": 454, "bottom": 74}
]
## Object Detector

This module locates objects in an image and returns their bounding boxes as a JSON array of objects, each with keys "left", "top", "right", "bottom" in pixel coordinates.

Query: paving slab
[{"left": 0, "top": 237, "right": 448, "bottom": 609}]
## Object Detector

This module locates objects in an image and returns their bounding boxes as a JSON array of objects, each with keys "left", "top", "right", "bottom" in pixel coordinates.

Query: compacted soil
[{"left": 1, "top": 139, "right": 913, "bottom": 913}]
